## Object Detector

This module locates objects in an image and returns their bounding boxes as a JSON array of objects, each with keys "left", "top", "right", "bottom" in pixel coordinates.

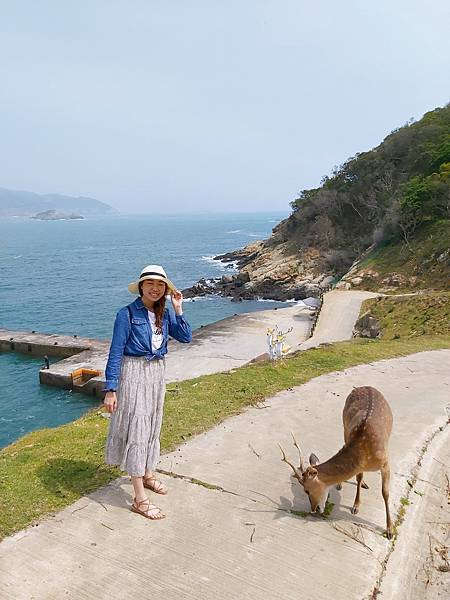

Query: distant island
[
  {"left": 0, "top": 187, "right": 116, "bottom": 217},
  {"left": 32, "top": 209, "right": 84, "bottom": 221}
]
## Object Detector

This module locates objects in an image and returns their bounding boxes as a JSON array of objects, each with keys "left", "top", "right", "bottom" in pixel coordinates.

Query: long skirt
[{"left": 105, "top": 356, "right": 166, "bottom": 477}]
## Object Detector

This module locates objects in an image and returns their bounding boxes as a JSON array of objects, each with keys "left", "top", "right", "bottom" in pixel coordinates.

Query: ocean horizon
[{"left": 0, "top": 211, "right": 291, "bottom": 447}]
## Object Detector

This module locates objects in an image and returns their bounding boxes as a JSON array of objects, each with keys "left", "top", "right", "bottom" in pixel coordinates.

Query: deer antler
[
  {"left": 278, "top": 443, "right": 303, "bottom": 482},
  {"left": 291, "top": 432, "right": 305, "bottom": 473},
  {"left": 278, "top": 326, "right": 293, "bottom": 337}
]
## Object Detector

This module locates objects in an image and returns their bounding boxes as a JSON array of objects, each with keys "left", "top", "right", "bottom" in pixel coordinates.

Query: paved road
[
  {"left": 2, "top": 290, "right": 447, "bottom": 600},
  {"left": 300, "top": 289, "right": 379, "bottom": 350},
  {"left": 166, "top": 290, "right": 379, "bottom": 380},
  {"left": 1, "top": 350, "right": 449, "bottom": 600}
]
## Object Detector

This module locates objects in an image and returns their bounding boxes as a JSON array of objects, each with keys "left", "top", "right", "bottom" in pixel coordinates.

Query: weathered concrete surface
[
  {"left": 165, "top": 304, "right": 311, "bottom": 381},
  {"left": 379, "top": 416, "right": 450, "bottom": 599},
  {"left": 0, "top": 329, "right": 110, "bottom": 396},
  {"left": 0, "top": 329, "right": 96, "bottom": 359},
  {"left": 300, "top": 290, "right": 379, "bottom": 350},
  {"left": 1, "top": 350, "right": 449, "bottom": 600}
]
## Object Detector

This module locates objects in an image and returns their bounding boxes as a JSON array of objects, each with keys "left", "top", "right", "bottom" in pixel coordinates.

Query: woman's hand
[
  {"left": 104, "top": 391, "right": 118, "bottom": 413},
  {"left": 171, "top": 289, "right": 184, "bottom": 315}
]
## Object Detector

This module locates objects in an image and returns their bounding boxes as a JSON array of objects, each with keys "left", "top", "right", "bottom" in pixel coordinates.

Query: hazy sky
[{"left": 1, "top": 1, "right": 449, "bottom": 214}]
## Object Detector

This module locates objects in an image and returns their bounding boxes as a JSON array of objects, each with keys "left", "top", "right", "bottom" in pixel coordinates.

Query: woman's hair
[{"left": 139, "top": 281, "right": 166, "bottom": 332}]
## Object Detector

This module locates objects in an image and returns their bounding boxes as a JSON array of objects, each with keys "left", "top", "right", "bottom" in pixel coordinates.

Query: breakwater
[{"left": 0, "top": 329, "right": 109, "bottom": 397}]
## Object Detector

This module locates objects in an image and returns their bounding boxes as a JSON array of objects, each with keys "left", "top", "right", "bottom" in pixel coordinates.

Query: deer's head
[{"left": 279, "top": 435, "right": 329, "bottom": 514}]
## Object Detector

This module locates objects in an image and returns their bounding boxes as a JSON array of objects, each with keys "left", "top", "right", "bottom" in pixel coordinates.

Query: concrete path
[
  {"left": 166, "top": 289, "right": 378, "bottom": 380},
  {"left": 300, "top": 290, "right": 379, "bottom": 350},
  {"left": 379, "top": 414, "right": 450, "bottom": 599},
  {"left": 165, "top": 304, "right": 311, "bottom": 381},
  {"left": 1, "top": 350, "right": 449, "bottom": 599}
]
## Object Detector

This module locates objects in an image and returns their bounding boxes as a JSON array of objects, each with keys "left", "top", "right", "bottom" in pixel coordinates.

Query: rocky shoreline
[
  {"left": 182, "top": 240, "right": 336, "bottom": 302},
  {"left": 32, "top": 209, "right": 84, "bottom": 221}
]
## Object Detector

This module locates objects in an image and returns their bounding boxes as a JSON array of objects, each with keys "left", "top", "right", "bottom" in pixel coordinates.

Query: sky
[{"left": 1, "top": 0, "right": 449, "bottom": 214}]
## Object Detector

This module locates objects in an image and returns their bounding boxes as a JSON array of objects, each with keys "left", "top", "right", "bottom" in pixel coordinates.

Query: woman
[{"left": 103, "top": 264, "right": 192, "bottom": 520}]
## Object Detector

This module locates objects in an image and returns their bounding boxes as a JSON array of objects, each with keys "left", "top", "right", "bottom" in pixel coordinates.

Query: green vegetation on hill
[
  {"left": 272, "top": 104, "right": 450, "bottom": 277},
  {"left": 348, "top": 220, "right": 450, "bottom": 292},
  {"left": 1, "top": 334, "right": 450, "bottom": 539},
  {"left": 359, "top": 293, "right": 450, "bottom": 340}
]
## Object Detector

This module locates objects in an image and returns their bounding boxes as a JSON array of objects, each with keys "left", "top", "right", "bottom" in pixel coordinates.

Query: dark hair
[{"left": 139, "top": 280, "right": 167, "bottom": 332}]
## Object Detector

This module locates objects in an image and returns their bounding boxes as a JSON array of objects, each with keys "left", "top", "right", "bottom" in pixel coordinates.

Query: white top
[{"left": 147, "top": 310, "right": 164, "bottom": 352}]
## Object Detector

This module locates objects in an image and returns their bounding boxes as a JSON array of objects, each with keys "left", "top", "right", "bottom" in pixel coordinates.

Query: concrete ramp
[{"left": 300, "top": 290, "right": 379, "bottom": 349}]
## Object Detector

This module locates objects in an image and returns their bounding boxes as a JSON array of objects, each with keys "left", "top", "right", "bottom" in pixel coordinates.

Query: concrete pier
[{"left": 0, "top": 329, "right": 110, "bottom": 397}]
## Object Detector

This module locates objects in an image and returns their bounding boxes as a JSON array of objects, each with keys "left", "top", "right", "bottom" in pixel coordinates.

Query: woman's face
[{"left": 141, "top": 278, "right": 167, "bottom": 304}]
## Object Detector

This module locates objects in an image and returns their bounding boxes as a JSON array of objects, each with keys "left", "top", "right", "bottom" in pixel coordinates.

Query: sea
[{"left": 0, "top": 212, "right": 290, "bottom": 448}]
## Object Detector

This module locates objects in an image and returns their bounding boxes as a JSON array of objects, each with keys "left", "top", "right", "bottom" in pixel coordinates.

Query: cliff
[{"left": 184, "top": 104, "right": 450, "bottom": 300}]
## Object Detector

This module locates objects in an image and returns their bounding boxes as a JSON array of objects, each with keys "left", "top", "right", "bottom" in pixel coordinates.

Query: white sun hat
[{"left": 127, "top": 264, "right": 177, "bottom": 294}]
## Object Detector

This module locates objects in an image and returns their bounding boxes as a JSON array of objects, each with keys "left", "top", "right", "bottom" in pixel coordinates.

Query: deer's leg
[
  {"left": 381, "top": 463, "right": 393, "bottom": 540},
  {"left": 351, "top": 472, "right": 364, "bottom": 515},
  {"left": 337, "top": 430, "right": 349, "bottom": 491}
]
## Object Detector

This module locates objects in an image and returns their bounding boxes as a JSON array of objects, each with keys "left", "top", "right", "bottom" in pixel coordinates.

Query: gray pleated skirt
[{"left": 105, "top": 356, "right": 166, "bottom": 477}]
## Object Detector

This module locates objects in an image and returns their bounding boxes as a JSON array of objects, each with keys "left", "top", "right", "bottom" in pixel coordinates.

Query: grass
[
  {"left": 350, "top": 220, "right": 450, "bottom": 292},
  {"left": 322, "top": 499, "right": 335, "bottom": 518},
  {"left": 360, "top": 292, "right": 450, "bottom": 339},
  {"left": 1, "top": 334, "right": 450, "bottom": 539}
]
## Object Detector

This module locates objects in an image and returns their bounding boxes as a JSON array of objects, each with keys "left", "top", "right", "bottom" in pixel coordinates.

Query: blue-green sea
[{"left": 0, "top": 212, "right": 289, "bottom": 448}]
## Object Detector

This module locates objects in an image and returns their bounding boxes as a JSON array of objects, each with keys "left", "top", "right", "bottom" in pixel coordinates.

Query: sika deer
[{"left": 279, "top": 386, "right": 394, "bottom": 538}]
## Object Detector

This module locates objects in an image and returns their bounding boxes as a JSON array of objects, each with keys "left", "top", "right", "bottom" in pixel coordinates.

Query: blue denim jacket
[{"left": 104, "top": 296, "right": 192, "bottom": 390}]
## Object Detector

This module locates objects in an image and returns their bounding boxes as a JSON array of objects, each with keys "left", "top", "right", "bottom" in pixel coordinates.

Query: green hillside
[
  {"left": 359, "top": 292, "right": 450, "bottom": 340},
  {"left": 270, "top": 104, "right": 450, "bottom": 284},
  {"left": 346, "top": 219, "right": 450, "bottom": 292}
]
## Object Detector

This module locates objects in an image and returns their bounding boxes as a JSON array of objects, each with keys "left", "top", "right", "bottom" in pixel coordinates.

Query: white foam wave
[
  {"left": 255, "top": 297, "right": 297, "bottom": 303},
  {"left": 201, "top": 255, "right": 219, "bottom": 264},
  {"left": 201, "top": 255, "right": 238, "bottom": 272},
  {"left": 183, "top": 295, "right": 219, "bottom": 302}
]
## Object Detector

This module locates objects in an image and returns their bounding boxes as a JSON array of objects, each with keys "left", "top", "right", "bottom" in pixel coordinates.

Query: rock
[
  {"left": 221, "top": 275, "right": 233, "bottom": 284},
  {"left": 353, "top": 312, "right": 382, "bottom": 339},
  {"left": 380, "top": 273, "right": 408, "bottom": 287},
  {"left": 350, "top": 277, "right": 363, "bottom": 286},
  {"left": 311, "top": 274, "right": 326, "bottom": 284},
  {"left": 235, "top": 272, "right": 250, "bottom": 284},
  {"left": 319, "top": 275, "right": 335, "bottom": 289},
  {"left": 335, "top": 281, "right": 351, "bottom": 290},
  {"left": 182, "top": 277, "right": 220, "bottom": 298},
  {"left": 304, "top": 283, "right": 322, "bottom": 297}
]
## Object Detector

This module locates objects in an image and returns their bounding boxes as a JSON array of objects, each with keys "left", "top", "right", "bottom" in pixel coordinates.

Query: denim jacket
[{"left": 104, "top": 296, "right": 192, "bottom": 391}]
